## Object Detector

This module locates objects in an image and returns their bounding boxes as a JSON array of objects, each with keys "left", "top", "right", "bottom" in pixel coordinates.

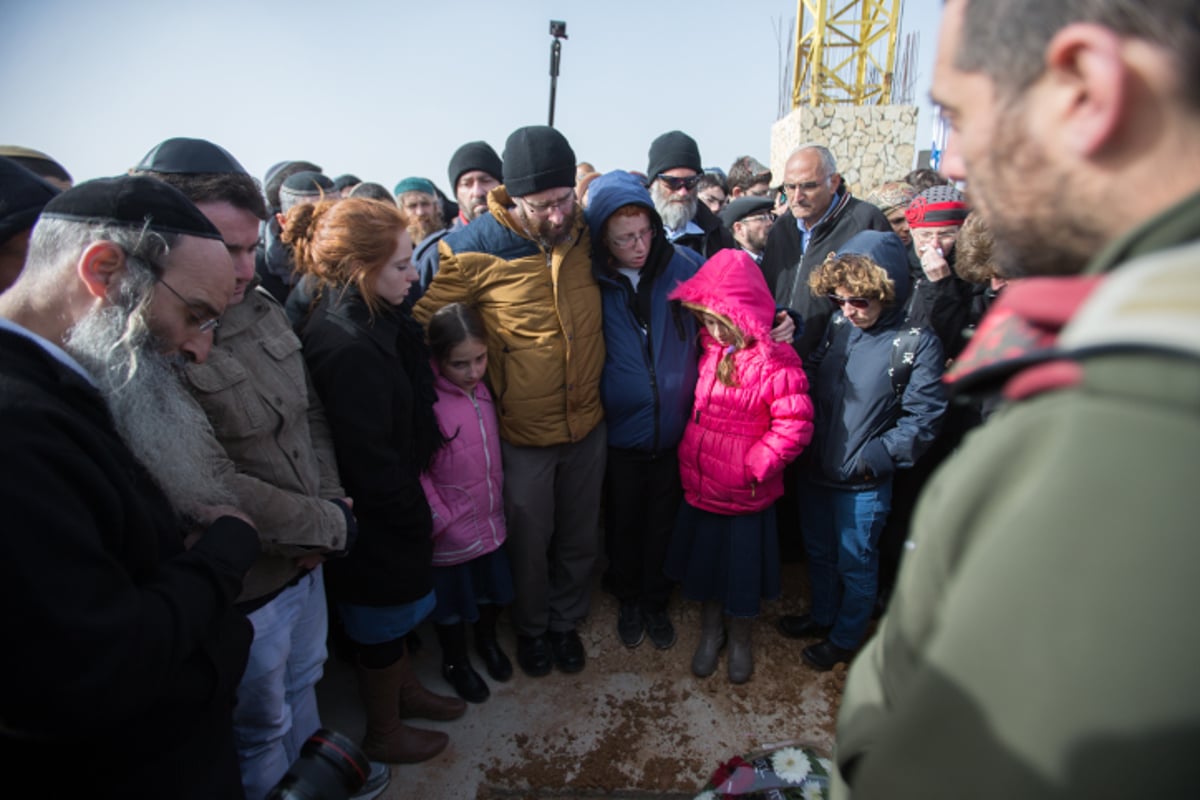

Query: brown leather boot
[
  {"left": 395, "top": 650, "right": 467, "bottom": 721},
  {"left": 356, "top": 659, "right": 448, "bottom": 764}
]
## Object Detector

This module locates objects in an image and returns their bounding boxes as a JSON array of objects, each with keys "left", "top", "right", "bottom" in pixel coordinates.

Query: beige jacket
[{"left": 183, "top": 287, "right": 348, "bottom": 603}]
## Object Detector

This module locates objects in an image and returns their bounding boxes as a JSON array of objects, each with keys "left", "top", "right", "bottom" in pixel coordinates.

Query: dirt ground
[{"left": 316, "top": 562, "right": 850, "bottom": 799}]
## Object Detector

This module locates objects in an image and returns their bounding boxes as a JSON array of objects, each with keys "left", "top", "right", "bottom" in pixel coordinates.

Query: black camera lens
[{"left": 266, "top": 728, "right": 370, "bottom": 800}]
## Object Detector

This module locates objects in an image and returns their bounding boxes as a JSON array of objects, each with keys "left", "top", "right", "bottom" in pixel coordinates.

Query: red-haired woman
[{"left": 283, "top": 198, "right": 461, "bottom": 765}]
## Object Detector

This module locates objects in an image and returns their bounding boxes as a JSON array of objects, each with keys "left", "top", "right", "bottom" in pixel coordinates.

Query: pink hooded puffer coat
[{"left": 669, "top": 249, "right": 814, "bottom": 514}]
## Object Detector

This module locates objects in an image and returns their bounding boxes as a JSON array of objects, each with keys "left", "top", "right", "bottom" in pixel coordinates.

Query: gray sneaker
[
  {"left": 643, "top": 609, "right": 677, "bottom": 650},
  {"left": 617, "top": 602, "right": 644, "bottom": 648}
]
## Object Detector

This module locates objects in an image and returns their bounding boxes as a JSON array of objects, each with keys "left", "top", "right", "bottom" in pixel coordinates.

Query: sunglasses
[
  {"left": 657, "top": 174, "right": 700, "bottom": 192},
  {"left": 827, "top": 294, "right": 871, "bottom": 310}
]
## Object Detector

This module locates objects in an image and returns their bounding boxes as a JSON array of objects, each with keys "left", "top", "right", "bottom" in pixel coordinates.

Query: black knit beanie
[
  {"left": 646, "top": 131, "right": 702, "bottom": 182},
  {"left": 447, "top": 141, "right": 502, "bottom": 191},
  {"left": 501, "top": 126, "right": 576, "bottom": 198}
]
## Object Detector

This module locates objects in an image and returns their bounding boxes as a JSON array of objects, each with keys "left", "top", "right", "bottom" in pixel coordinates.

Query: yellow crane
[{"left": 792, "top": 0, "right": 902, "bottom": 107}]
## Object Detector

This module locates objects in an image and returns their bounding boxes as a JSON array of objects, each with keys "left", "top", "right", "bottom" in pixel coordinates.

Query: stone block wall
[{"left": 770, "top": 105, "right": 918, "bottom": 197}]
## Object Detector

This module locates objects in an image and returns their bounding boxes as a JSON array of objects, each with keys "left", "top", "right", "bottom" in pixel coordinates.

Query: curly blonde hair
[
  {"left": 808, "top": 252, "right": 895, "bottom": 305},
  {"left": 952, "top": 212, "right": 996, "bottom": 285}
]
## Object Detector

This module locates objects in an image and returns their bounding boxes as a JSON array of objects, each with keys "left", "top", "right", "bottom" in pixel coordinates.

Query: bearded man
[
  {"left": 393, "top": 176, "right": 447, "bottom": 247},
  {"left": 644, "top": 130, "right": 734, "bottom": 260},
  {"left": 0, "top": 176, "right": 259, "bottom": 798},
  {"left": 413, "top": 125, "right": 606, "bottom": 680},
  {"left": 412, "top": 141, "right": 503, "bottom": 292},
  {"left": 832, "top": 0, "right": 1200, "bottom": 796}
]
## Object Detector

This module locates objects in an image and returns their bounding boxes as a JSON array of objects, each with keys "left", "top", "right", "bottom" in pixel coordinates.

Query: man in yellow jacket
[{"left": 414, "top": 125, "right": 605, "bottom": 678}]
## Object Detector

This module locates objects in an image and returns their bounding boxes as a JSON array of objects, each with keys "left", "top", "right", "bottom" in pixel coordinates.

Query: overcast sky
[{"left": 1, "top": 0, "right": 942, "bottom": 193}]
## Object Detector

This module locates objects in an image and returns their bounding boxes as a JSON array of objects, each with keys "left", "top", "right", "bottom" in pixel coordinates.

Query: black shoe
[
  {"left": 617, "top": 602, "right": 644, "bottom": 648},
  {"left": 777, "top": 614, "right": 831, "bottom": 640},
  {"left": 547, "top": 629, "right": 586, "bottom": 673},
  {"left": 801, "top": 639, "right": 855, "bottom": 672},
  {"left": 442, "top": 662, "right": 490, "bottom": 703},
  {"left": 642, "top": 609, "right": 677, "bottom": 650},
  {"left": 515, "top": 634, "right": 552, "bottom": 678},
  {"left": 475, "top": 635, "right": 513, "bottom": 682}
]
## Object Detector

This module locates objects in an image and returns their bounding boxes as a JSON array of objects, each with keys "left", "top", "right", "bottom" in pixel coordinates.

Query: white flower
[
  {"left": 771, "top": 746, "right": 812, "bottom": 784},
  {"left": 817, "top": 757, "right": 833, "bottom": 774},
  {"left": 694, "top": 791, "right": 717, "bottom": 800},
  {"left": 804, "top": 784, "right": 827, "bottom": 800}
]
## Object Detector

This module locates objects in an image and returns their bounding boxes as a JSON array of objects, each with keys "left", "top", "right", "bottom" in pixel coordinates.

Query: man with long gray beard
[
  {"left": 0, "top": 175, "right": 259, "bottom": 798},
  {"left": 413, "top": 125, "right": 605, "bottom": 679},
  {"left": 644, "top": 130, "right": 734, "bottom": 260},
  {"left": 132, "top": 138, "right": 389, "bottom": 800}
]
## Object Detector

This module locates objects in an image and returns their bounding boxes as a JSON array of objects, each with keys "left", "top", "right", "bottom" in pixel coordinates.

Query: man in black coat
[
  {"left": 644, "top": 130, "right": 735, "bottom": 260},
  {"left": 761, "top": 145, "right": 892, "bottom": 359},
  {"left": 0, "top": 176, "right": 259, "bottom": 798}
]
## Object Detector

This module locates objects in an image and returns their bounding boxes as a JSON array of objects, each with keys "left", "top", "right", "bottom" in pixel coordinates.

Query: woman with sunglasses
[{"left": 777, "top": 230, "right": 947, "bottom": 672}]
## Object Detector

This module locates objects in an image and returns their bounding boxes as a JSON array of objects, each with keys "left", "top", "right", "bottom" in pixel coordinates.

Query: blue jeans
[
  {"left": 799, "top": 479, "right": 893, "bottom": 650},
  {"left": 234, "top": 566, "right": 328, "bottom": 800}
]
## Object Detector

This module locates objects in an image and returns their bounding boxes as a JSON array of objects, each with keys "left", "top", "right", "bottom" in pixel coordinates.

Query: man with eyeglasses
[
  {"left": 132, "top": 139, "right": 388, "bottom": 800},
  {"left": 414, "top": 125, "right": 606, "bottom": 680},
  {"left": 720, "top": 196, "right": 777, "bottom": 265},
  {"left": 644, "top": 130, "right": 735, "bottom": 260},
  {"left": 761, "top": 144, "right": 891, "bottom": 360},
  {"left": 0, "top": 175, "right": 261, "bottom": 798}
]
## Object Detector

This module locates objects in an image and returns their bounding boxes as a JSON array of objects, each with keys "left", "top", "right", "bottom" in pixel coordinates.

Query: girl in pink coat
[
  {"left": 665, "top": 248, "right": 814, "bottom": 684},
  {"left": 421, "top": 303, "right": 515, "bottom": 704}
]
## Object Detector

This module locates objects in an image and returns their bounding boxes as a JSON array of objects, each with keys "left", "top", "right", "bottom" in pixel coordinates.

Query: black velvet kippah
[
  {"left": 0, "top": 156, "right": 60, "bottom": 244},
  {"left": 133, "top": 137, "right": 248, "bottom": 175},
  {"left": 41, "top": 175, "right": 223, "bottom": 240}
]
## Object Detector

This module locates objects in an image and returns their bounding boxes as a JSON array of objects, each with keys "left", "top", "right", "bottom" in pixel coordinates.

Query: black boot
[
  {"left": 435, "top": 622, "right": 489, "bottom": 703},
  {"left": 474, "top": 604, "right": 513, "bottom": 682}
]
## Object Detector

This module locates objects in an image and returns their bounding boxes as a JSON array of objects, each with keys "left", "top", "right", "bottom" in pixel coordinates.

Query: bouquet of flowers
[{"left": 693, "top": 742, "right": 833, "bottom": 800}]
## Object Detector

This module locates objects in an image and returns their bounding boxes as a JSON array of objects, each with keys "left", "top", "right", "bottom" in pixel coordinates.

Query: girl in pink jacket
[
  {"left": 421, "top": 303, "right": 515, "bottom": 704},
  {"left": 665, "top": 249, "right": 814, "bottom": 685}
]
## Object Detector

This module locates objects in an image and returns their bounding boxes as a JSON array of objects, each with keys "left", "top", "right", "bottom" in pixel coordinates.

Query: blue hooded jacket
[
  {"left": 804, "top": 230, "right": 947, "bottom": 488},
  {"left": 585, "top": 171, "right": 703, "bottom": 452}
]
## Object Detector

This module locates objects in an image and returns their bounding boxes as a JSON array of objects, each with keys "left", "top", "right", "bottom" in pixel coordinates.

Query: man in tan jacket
[
  {"left": 414, "top": 125, "right": 605, "bottom": 679},
  {"left": 133, "top": 138, "right": 392, "bottom": 799}
]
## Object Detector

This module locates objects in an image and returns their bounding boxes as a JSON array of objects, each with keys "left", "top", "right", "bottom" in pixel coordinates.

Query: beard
[
  {"left": 966, "top": 104, "right": 1106, "bottom": 279},
  {"left": 516, "top": 205, "right": 576, "bottom": 250},
  {"left": 64, "top": 272, "right": 235, "bottom": 520},
  {"left": 407, "top": 214, "right": 445, "bottom": 245},
  {"left": 460, "top": 193, "right": 489, "bottom": 223},
  {"left": 745, "top": 225, "right": 770, "bottom": 253},
  {"left": 651, "top": 181, "right": 698, "bottom": 232}
]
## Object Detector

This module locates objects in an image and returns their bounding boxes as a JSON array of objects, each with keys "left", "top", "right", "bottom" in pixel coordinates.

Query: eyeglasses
[
  {"left": 158, "top": 277, "right": 221, "bottom": 333},
  {"left": 609, "top": 227, "right": 654, "bottom": 249},
  {"left": 520, "top": 190, "right": 576, "bottom": 216},
  {"left": 827, "top": 294, "right": 871, "bottom": 310},
  {"left": 740, "top": 212, "right": 776, "bottom": 224},
  {"left": 656, "top": 174, "right": 700, "bottom": 192},
  {"left": 783, "top": 179, "right": 829, "bottom": 195}
]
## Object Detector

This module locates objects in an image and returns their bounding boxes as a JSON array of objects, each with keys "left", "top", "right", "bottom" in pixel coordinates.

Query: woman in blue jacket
[
  {"left": 586, "top": 171, "right": 704, "bottom": 652},
  {"left": 779, "top": 230, "right": 947, "bottom": 671}
]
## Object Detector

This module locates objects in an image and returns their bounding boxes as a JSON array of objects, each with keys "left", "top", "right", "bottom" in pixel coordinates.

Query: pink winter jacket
[
  {"left": 669, "top": 249, "right": 814, "bottom": 515},
  {"left": 420, "top": 364, "right": 507, "bottom": 566}
]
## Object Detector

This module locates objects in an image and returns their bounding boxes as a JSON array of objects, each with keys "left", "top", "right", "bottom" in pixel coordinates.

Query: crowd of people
[{"left": 1, "top": 1, "right": 1197, "bottom": 797}]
